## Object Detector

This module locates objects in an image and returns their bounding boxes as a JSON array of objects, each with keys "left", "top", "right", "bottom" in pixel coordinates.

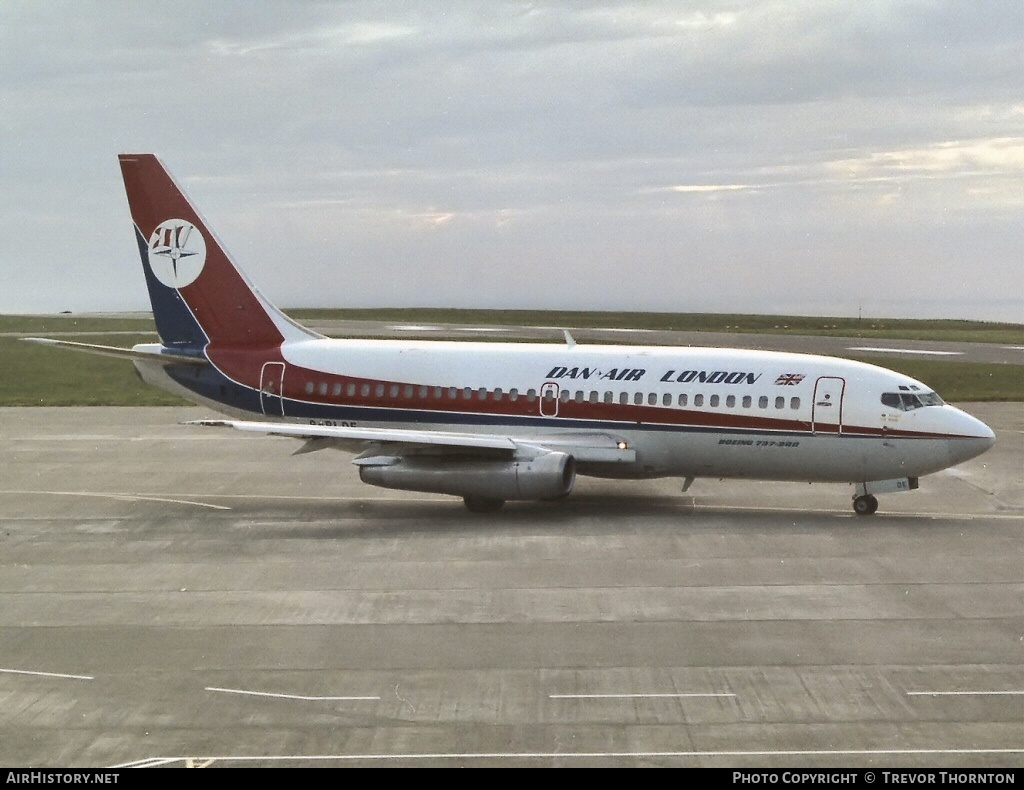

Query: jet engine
[{"left": 358, "top": 451, "right": 576, "bottom": 502}]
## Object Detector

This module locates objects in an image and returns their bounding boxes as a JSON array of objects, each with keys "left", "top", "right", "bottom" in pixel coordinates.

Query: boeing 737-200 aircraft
[{"left": 28, "top": 154, "right": 995, "bottom": 515}]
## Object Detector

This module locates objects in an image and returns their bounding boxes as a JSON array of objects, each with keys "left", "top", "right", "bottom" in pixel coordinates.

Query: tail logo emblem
[{"left": 148, "top": 219, "right": 206, "bottom": 289}]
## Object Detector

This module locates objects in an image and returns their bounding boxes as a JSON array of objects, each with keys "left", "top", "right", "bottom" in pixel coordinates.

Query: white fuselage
[{"left": 138, "top": 338, "right": 995, "bottom": 485}]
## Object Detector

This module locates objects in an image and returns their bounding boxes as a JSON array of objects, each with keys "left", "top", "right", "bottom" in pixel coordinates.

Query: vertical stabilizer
[{"left": 118, "top": 154, "right": 318, "bottom": 349}]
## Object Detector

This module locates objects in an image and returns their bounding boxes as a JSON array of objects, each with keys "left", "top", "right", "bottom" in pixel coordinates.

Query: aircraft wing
[
  {"left": 22, "top": 338, "right": 208, "bottom": 366},
  {"left": 188, "top": 419, "right": 636, "bottom": 464}
]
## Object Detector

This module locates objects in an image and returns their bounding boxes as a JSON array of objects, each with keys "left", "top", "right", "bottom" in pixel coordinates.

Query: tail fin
[{"left": 118, "top": 154, "right": 318, "bottom": 350}]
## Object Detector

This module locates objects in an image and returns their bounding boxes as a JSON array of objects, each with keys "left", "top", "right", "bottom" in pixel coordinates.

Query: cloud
[
  {"left": 830, "top": 137, "right": 1024, "bottom": 177},
  {"left": 666, "top": 184, "right": 754, "bottom": 193},
  {"left": 0, "top": 1, "right": 1021, "bottom": 320},
  {"left": 209, "top": 21, "right": 419, "bottom": 56}
]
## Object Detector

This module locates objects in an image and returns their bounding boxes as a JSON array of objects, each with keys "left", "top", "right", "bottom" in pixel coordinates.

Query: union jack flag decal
[{"left": 775, "top": 373, "right": 805, "bottom": 385}]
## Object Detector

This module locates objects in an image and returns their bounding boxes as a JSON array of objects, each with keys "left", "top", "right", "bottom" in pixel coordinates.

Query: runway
[
  {"left": 0, "top": 404, "right": 1021, "bottom": 768},
  {"left": 307, "top": 320, "right": 1024, "bottom": 365}
]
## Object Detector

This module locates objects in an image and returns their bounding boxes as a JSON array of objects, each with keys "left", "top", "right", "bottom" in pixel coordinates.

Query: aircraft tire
[
  {"left": 463, "top": 496, "right": 505, "bottom": 513},
  {"left": 853, "top": 494, "right": 879, "bottom": 516}
]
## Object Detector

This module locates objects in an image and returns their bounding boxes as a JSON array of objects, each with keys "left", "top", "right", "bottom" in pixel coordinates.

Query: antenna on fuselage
[{"left": 563, "top": 329, "right": 576, "bottom": 349}]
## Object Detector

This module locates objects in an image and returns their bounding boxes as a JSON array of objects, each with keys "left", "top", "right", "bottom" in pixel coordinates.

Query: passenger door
[
  {"left": 260, "top": 362, "right": 286, "bottom": 416},
  {"left": 540, "top": 382, "right": 559, "bottom": 417},
  {"left": 812, "top": 376, "right": 845, "bottom": 434}
]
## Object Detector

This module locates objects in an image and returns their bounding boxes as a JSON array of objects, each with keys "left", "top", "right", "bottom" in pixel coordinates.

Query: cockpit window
[{"left": 881, "top": 391, "right": 944, "bottom": 411}]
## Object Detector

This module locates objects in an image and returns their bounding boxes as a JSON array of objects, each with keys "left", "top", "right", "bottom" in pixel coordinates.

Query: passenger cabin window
[
  {"left": 678, "top": 394, "right": 687, "bottom": 407},
  {"left": 694, "top": 394, "right": 704, "bottom": 407},
  {"left": 775, "top": 396, "right": 784, "bottom": 409},
  {"left": 791, "top": 397, "right": 800, "bottom": 410},
  {"left": 742, "top": 395, "right": 752, "bottom": 408},
  {"left": 710, "top": 394, "right": 720, "bottom": 407},
  {"left": 647, "top": 392, "right": 657, "bottom": 406},
  {"left": 662, "top": 393, "right": 672, "bottom": 406}
]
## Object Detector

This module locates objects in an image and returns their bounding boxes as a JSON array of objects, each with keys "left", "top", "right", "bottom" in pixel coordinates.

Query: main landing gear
[{"left": 853, "top": 494, "right": 879, "bottom": 516}]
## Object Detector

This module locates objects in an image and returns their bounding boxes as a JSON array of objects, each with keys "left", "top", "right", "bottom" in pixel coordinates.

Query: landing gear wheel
[
  {"left": 463, "top": 496, "right": 505, "bottom": 513},
  {"left": 853, "top": 494, "right": 878, "bottom": 516}
]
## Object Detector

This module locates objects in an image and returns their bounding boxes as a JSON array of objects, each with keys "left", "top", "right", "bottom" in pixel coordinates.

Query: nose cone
[{"left": 946, "top": 407, "right": 996, "bottom": 465}]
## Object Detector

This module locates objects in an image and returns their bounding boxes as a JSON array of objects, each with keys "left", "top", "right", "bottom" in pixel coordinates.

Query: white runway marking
[
  {"left": 847, "top": 347, "right": 962, "bottom": 356},
  {"left": 907, "top": 690, "right": 1024, "bottom": 696},
  {"left": 0, "top": 668, "right": 94, "bottom": 680},
  {"left": 111, "top": 747, "right": 1024, "bottom": 768},
  {"left": 0, "top": 490, "right": 231, "bottom": 510},
  {"left": 205, "top": 686, "right": 380, "bottom": 702},
  {"left": 120, "top": 758, "right": 180, "bottom": 768},
  {"left": 550, "top": 693, "right": 735, "bottom": 699},
  {"left": 196, "top": 493, "right": 440, "bottom": 503},
  {"left": 694, "top": 503, "right": 1023, "bottom": 520}
]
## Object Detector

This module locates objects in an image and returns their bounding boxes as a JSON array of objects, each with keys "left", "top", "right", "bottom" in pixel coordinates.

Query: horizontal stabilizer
[{"left": 23, "top": 337, "right": 208, "bottom": 366}]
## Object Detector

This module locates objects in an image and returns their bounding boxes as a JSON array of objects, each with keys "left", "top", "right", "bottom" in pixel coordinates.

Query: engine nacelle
[{"left": 358, "top": 452, "right": 576, "bottom": 501}]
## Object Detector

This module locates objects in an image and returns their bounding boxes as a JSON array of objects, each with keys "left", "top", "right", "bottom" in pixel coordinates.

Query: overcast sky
[{"left": 2, "top": 1, "right": 1021, "bottom": 321}]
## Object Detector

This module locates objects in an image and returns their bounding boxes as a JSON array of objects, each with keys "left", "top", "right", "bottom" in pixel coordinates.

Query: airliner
[{"left": 28, "top": 154, "right": 995, "bottom": 515}]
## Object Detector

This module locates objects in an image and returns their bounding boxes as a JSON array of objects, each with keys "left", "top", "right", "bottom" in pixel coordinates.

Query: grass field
[{"left": 2, "top": 311, "right": 1021, "bottom": 405}]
